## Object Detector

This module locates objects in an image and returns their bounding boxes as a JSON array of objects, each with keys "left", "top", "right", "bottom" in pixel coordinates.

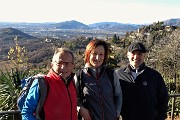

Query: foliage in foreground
[{"left": 0, "top": 23, "right": 180, "bottom": 119}]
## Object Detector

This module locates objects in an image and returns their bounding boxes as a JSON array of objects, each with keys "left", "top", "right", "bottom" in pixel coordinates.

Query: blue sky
[{"left": 0, "top": 0, "right": 179, "bottom": 25}]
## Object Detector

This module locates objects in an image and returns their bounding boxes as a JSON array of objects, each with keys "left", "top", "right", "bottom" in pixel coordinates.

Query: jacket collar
[
  {"left": 124, "top": 63, "right": 146, "bottom": 73},
  {"left": 48, "top": 68, "right": 75, "bottom": 85},
  {"left": 85, "top": 65, "right": 107, "bottom": 77}
]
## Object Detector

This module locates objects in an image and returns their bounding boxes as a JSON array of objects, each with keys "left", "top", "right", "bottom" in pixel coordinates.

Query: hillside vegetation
[
  {"left": 0, "top": 21, "right": 180, "bottom": 119},
  {"left": 0, "top": 21, "right": 180, "bottom": 76}
]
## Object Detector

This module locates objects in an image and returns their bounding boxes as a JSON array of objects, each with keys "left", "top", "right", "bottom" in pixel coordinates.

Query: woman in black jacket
[{"left": 75, "top": 39, "right": 122, "bottom": 120}]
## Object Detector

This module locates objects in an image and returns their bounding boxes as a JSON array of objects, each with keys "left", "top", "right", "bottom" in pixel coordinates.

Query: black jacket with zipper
[{"left": 116, "top": 64, "right": 169, "bottom": 120}]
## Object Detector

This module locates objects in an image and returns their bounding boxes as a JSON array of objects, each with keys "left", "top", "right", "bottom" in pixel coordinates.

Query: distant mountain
[
  {"left": 163, "top": 18, "right": 180, "bottom": 26},
  {"left": 0, "top": 18, "right": 179, "bottom": 40},
  {"left": 89, "top": 22, "right": 141, "bottom": 32},
  {"left": 89, "top": 22, "right": 121, "bottom": 27},
  {"left": 52, "top": 20, "right": 90, "bottom": 29},
  {"left": 0, "top": 27, "right": 36, "bottom": 42}
]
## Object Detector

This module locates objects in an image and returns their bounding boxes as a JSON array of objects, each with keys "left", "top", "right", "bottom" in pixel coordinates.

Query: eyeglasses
[{"left": 55, "top": 61, "right": 73, "bottom": 67}]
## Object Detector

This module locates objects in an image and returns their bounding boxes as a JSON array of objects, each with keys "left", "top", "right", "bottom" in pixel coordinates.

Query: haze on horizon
[{"left": 0, "top": 0, "right": 180, "bottom": 25}]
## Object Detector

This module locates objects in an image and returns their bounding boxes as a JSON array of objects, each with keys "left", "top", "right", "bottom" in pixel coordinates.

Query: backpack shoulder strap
[
  {"left": 76, "top": 69, "right": 84, "bottom": 102},
  {"left": 35, "top": 77, "right": 48, "bottom": 120}
]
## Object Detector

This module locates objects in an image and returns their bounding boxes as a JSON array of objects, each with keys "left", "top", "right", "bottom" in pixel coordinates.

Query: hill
[
  {"left": 0, "top": 27, "right": 37, "bottom": 44},
  {"left": 163, "top": 18, "right": 180, "bottom": 26},
  {"left": 0, "top": 20, "right": 142, "bottom": 37},
  {"left": 0, "top": 18, "right": 179, "bottom": 40},
  {"left": 89, "top": 22, "right": 140, "bottom": 32},
  {"left": 52, "top": 20, "right": 90, "bottom": 29},
  {"left": 0, "top": 18, "right": 179, "bottom": 72}
]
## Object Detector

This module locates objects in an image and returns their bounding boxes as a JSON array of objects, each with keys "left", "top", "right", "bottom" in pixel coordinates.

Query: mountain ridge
[
  {"left": 0, "top": 18, "right": 179, "bottom": 32},
  {"left": 0, "top": 18, "right": 179, "bottom": 43},
  {"left": 0, "top": 27, "right": 36, "bottom": 42}
]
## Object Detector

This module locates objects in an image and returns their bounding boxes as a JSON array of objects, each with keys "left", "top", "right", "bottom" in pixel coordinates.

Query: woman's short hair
[{"left": 84, "top": 39, "right": 109, "bottom": 65}]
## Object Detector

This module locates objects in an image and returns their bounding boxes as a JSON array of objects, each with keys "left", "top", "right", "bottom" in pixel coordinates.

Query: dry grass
[{"left": 0, "top": 60, "right": 14, "bottom": 72}]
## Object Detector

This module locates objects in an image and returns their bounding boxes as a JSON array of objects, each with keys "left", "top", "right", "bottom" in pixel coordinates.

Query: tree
[
  {"left": 8, "top": 36, "right": 28, "bottom": 69},
  {"left": 112, "top": 34, "right": 118, "bottom": 44},
  {"left": 0, "top": 37, "right": 30, "bottom": 119}
]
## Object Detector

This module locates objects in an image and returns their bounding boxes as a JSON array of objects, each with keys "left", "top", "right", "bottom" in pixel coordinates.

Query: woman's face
[{"left": 89, "top": 45, "right": 105, "bottom": 67}]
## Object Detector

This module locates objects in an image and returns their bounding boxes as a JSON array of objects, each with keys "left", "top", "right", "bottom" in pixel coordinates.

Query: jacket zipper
[{"left": 96, "top": 68, "right": 104, "bottom": 120}]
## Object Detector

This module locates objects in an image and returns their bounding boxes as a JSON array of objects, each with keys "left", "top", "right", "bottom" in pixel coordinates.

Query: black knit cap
[{"left": 128, "top": 42, "right": 147, "bottom": 53}]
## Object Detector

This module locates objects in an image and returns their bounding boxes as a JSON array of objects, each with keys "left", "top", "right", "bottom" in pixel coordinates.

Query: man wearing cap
[{"left": 116, "top": 42, "right": 169, "bottom": 120}]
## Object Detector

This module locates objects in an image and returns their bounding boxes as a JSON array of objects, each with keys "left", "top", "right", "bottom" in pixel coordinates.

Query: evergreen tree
[{"left": 112, "top": 34, "right": 118, "bottom": 43}]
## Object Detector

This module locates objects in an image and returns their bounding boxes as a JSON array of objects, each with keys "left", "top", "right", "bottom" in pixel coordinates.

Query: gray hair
[{"left": 52, "top": 48, "right": 74, "bottom": 63}]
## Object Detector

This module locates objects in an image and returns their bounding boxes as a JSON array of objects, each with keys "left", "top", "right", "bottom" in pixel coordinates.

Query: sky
[{"left": 0, "top": 0, "right": 180, "bottom": 25}]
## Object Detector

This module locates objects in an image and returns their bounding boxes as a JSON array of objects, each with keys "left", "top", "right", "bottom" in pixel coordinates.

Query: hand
[
  {"left": 79, "top": 107, "right": 92, "bottom": 120},
  {"left": 116, "top": 112, "right": 120, "bottom": 120},
  {"left": 117, "top": 117, "right": 120, "bottom": 120}
]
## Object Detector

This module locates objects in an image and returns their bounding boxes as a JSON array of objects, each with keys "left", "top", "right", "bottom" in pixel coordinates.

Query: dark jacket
[
  {"left": 116, "top": 64, "right": 169, "bottom": 120},
  {"left": 75, "top": 66, "right": 122, "bottom": 120}
]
